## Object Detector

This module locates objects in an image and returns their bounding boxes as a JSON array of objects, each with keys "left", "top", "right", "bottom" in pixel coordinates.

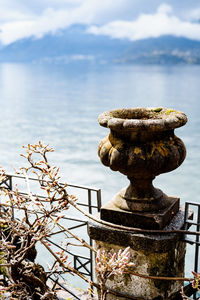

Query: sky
[{"left": 0, "top": 0, "right": 200, "bottom": 45}]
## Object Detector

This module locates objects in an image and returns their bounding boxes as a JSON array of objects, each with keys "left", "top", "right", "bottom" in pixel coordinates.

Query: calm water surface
[
  {"left": 0, "top": 62, "right": 199, "bottom": 282},
  {"left": 0, "top": 62, "right": 199, "bottom": 203}
]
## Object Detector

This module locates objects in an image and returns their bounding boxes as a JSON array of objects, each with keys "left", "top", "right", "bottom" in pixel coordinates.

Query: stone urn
[{"left": 98, "top": 107, "right": 187, "bottom": 229}]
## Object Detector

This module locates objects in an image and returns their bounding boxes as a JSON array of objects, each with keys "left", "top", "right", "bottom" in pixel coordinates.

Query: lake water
[
  {"left": 0, "top": 62, "right": 199, "bottom": 284},
  {"left": 0, "top": 62, "right": 199, "bottom": 204}
]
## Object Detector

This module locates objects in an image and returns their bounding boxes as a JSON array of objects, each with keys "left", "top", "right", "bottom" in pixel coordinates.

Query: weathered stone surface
[
  {"left": 88, "top": 209, "right": 185, "bottom": 252},
  {"left": 98, "top": 108, "right": 187, "bottom": 133},
  {"left": 88, "top": 209, "right": 186, "bottom": 300},
  {"left": 98, "top": 107, "right": 187, "bottom": 216},
  {"left": 95, "top": 241, "right": 185, "bottom": 300},
  {"left": 100, "top": 194, "right": 179, "bottom": 229},
  {"left": 95, "top": 107, "right": 188, "bottom": 298}
]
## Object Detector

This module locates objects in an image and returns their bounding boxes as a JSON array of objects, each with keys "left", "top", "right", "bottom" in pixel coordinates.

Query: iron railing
[
  {"left": 0, "top": 174, "right": 200, "bottom": 299},
  {"left": 0, "top": 173, "right": 101, "bottom": 299},
  {"left": 183, "top": 202, "right": 200, "bottom": 300},
  {"left": 184, "top": 202, "right": 200, "bottom": 274}
]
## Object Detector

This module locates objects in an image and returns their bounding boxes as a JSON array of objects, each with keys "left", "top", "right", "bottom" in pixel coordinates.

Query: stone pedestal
[
  {"left": 88, "top": 209, "right": 186, "bottom": 300},
  {"left": 95, "top": 107, "right": 188, "bottom": 299},
  {"left": 101, "top": 194, "right": 180, "bottom": 229}
]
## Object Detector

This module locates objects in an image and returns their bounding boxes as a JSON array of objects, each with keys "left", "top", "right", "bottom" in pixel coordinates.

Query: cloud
[
  {"left": 157, "top": 3, "right": 172, "bottom": 15},
  {"left": 0, "top": 0, "right": 130, "bottom": 45},
  {"left": 0, "top": 1, "right": 200, "bottom": 45},
  {"left": 88, "top": 4, "right": 200, "bottom": 42},
  {"left": 188, "top": 7, "right": 200, "bottom": 21}
]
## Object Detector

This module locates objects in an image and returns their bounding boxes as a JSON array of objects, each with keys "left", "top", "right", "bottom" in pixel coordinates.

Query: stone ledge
[
  {"left": 100, "top": 195, "right": 180, "bottom": 229},
  {"left": 88, "top": 208, "right": 186, "bottom": 252}
]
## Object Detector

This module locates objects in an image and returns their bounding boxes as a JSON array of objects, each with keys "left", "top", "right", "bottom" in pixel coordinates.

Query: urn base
[
  {"left": 117, "top": 186, "right": 170, "bottom": 212},
  {"left": 100, "top": 194, "right": 180, "bottom": 229}
]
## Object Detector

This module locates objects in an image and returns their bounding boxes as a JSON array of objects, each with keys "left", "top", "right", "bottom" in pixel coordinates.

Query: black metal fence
[
  {"left": 0, "top": 173, "right": 101, "bottom": 299},
  {"left": 0, "top": 174, "right": 200, "bottom": 299},
  {"left": 184, "top": 202, "right": 200, "bottom": 273}
]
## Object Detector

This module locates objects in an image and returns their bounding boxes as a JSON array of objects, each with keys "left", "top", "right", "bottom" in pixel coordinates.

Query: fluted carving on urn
[{"left": 98, "top": 107, "right": 187, "bottom": 213}]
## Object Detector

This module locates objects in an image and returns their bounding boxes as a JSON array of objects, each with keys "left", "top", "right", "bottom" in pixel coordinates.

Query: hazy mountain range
[{"left": 0, "top": 25, "right": 200, "bottom": 64}]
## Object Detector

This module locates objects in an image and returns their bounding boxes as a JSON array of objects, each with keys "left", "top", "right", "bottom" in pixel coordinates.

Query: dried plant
[
  {"left": 0, "top": 142, "right": 81, "bottom": 299},
  {"left": 181, "top": 272, "right": 200, "bottom": 300},
  {"left": 0, "top": 142, "right": 135, "bottom": 300},
  {"left": 191, "top": 271, "right": 200, "bottom": 291},
  {"left": 0, "top": 143, "right": 199, "bottom": 300},
  {"left": 95, "top": 247, "right": 135, "bottom": 300},
  {"left": 181, "top": 287, "right": 191, "bottom": 300}
]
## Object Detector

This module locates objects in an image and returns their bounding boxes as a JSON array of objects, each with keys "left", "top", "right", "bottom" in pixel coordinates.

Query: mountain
[
  {"left": 0, "top": 25, "right": 131, "bottom": 63},
  {"left": 118, "top": 35, "right": 200, "bottom": 64},
  {"left": 0, "top": 26, "right": 200, "bottom": 64}
]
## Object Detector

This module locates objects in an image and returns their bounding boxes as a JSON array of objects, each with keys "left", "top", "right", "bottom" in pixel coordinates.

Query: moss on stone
[
  {"left": 0, "top": 251, "right": 6, "bottom": 276},
  {"left": 154, "top": 107, "right": 163, "bottom": 112},
  {"left": 148, "top": 252, "right": 169, "bottom": 275},
  {"left": 165, "top": 109, "right": 177, "bottom": 115}
]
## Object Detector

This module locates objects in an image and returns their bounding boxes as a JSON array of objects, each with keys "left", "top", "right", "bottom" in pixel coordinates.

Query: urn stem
[{"left": 126, "top": 176, "right": 156, "bottom": 200}]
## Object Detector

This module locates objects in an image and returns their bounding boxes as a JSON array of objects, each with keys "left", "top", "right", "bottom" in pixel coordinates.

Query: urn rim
[{"left": 98, "top": 107, "right": 187, "bottom": 132}]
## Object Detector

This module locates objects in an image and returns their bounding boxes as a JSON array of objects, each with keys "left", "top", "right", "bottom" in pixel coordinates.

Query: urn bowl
[{"left": 98, "top": 107, "right": 187, "bottom": 213}]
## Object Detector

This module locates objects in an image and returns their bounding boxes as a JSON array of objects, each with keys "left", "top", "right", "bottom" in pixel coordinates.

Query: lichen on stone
[
  {"left": 153, "top": 108, "right": 163, "bottom": 113},
  {"left": 165, "top": 109, "right": 177, "bottom": 115}
]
